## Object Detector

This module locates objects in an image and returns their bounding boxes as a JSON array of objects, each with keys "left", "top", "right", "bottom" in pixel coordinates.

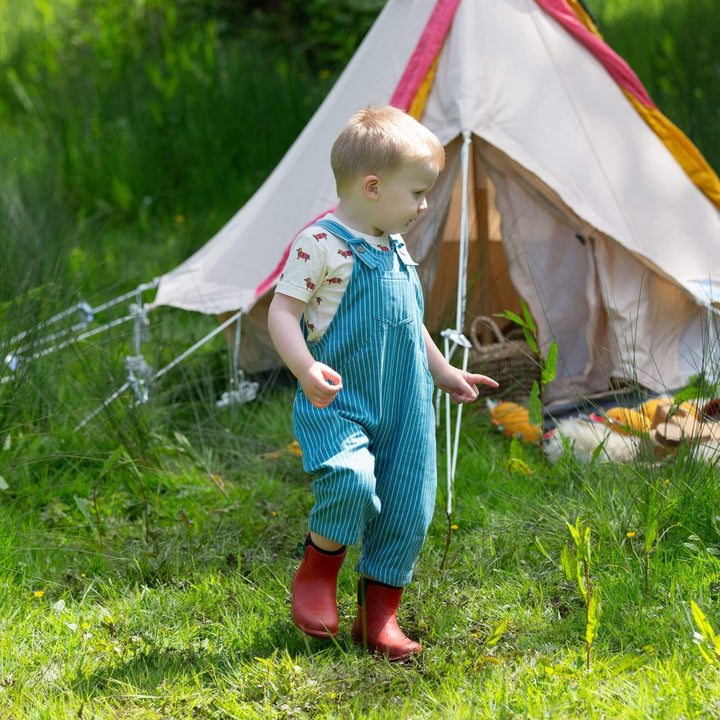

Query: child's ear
[{"left": 362, "top": 175, "right": 380, "bottom": 201}]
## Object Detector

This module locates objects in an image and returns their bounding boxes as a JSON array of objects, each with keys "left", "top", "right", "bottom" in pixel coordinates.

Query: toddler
[{"left": 268, "top": 105, "right": 498, "bottom": 660}]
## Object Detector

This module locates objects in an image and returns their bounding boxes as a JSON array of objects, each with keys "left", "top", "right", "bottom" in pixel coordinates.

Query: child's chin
[{"left": 385, "top": 220, "right": 412, "bottom": 234}]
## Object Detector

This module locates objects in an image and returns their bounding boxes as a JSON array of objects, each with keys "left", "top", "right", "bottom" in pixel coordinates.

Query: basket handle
[{"left": 469, "top": 316, "right": 507, "bottom": 353}]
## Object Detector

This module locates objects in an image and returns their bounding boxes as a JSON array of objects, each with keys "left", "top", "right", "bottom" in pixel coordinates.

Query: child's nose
[{"left": 418, "top": 197, "right": 428, "bottom": 212}]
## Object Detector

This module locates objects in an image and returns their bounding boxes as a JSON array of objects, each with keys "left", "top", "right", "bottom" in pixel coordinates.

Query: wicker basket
[{"left": 468, "top": 316, "right": 540, "bottom": 401}]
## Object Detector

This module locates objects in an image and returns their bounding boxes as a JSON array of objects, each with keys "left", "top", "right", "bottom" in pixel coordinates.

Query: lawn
[{"left": 3, "top": 375, "right": 720, "bottom": 718}]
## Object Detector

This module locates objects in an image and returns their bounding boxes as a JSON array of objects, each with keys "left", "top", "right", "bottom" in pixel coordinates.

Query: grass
[
  {"left": 2, "top": 384, "right": 720, "bottom": 718},
  {"left": 2, "top": 0, "right": 720, "bottom": 716}
]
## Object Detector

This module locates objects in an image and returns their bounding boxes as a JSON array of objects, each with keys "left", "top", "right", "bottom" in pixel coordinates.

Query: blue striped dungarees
[{"left": 292, "top": 218, "right": 437, "bottom": 587}]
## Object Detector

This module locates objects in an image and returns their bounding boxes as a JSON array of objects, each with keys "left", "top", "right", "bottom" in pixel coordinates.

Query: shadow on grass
[{"left": 69, "top": 621, "right": 358, "bottom": 701}]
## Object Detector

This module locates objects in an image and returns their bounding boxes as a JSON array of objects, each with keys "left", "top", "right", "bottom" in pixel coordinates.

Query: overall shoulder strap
[
  {"left": 314, "top": 218, "right": 417, "bottom": 268},
  {"left": 314, "top": 218, "right": 357, "bottom": 243}
]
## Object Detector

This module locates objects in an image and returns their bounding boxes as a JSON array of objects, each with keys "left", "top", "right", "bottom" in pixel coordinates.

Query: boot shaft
[{"left": 291, "top": 539, "right": 347, "bottom": 638}]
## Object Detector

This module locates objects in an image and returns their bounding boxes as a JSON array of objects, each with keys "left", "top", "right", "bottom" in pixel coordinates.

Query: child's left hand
[{"left": 435, "top": 368, "right": 499, "bottom": 404}]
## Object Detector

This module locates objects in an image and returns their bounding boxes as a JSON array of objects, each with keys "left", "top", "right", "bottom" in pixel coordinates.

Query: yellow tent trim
[{"left": 407, "top": 51, "right": 441, "bottom": 121}]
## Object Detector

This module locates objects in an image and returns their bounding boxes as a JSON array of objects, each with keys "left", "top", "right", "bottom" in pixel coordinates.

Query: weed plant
[{"left": 2, "top": 0, "right": 720, "bottom": 718}]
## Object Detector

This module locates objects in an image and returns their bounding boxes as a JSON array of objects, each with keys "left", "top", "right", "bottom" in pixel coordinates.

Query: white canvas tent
[{"left": 151, "top": 0, "right": 720, "bottom": 408}]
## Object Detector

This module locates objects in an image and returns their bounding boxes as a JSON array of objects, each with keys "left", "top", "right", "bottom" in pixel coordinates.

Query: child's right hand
[{"left": 300, "top": 362, "right": 343, "bottom": 409}]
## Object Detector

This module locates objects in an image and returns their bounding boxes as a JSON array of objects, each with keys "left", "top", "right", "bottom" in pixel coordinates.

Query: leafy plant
[
  {"left": 691, "top": 600, "right": 720, "bottom": 664},
  {"left": 472, "top": 616, "right": 509, "bottom": 669},
  {"left": 561, "top": 517, "right": 600, "bottom": 670},
  {"left": 498, "top": 301, "right": 557, "bottom": 426},
  {"left": 506, "top": 436, "right": 534, "bottom": 477},
  {"left": 630, "top": 476, "right": 678, "bottom": 601}
]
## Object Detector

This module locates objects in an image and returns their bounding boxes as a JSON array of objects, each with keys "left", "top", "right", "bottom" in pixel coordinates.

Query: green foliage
[
  {"left": 0, "top": 0, "right": 385, "bottom": 311},
  {"left": 563, "top": 518, "right": 600, "bottom": 669},
  {"left": 691, "top": 601, "right": 720, "bottom": 664},
  {"left": 499, "top": 301, "right": 557, "bottom": 426},
  {"left": 1, "top": 4, "right": 369, "bottom": 300},
  {"left": 238, "top": 0, "right": 386, "bottom": 74}
]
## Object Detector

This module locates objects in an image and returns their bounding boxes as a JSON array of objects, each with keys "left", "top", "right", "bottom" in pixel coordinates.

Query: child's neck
[{"left": 333, "top": 204, "right": 384, "bottom": 238}]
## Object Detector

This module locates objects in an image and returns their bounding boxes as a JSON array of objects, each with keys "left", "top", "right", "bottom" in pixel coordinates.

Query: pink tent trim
[{"left": 390, "top": 0, "right": 462, "bottom": 111}]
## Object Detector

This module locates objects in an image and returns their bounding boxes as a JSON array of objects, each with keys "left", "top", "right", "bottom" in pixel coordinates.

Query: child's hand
[
  {"left": 422, "top": 325, "right": 498, "bottom": 404},
  {"left": 299, "top": 362, "right": 343, "bottom": 408},
  {"left": 435, "top": 367, "right": 498, "bottom": 404}
]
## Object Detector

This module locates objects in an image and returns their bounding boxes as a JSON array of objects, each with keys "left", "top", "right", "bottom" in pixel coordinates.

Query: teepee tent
[{"left": 152, "top": 0, "right": 720, "bottom": 408}]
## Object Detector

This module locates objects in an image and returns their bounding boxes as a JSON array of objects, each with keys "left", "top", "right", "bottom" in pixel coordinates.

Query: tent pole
[
  {"left": 151, "top": 310, "right": 243, "bottom": 384},
  {"left": 216, "top": 313, "right": 260, "bottom": 408},
  {"left": 442, "top": 130, "right": 473, "bottom": 520},
  {"left": 4, "top": 280, "right": 160, "bottom": 384},
  {"left": 455, "top": 130, "right": 472, "bottom": 334}
]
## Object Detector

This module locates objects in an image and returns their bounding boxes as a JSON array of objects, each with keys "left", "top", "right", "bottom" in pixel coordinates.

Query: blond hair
[{"left": 330, "top": 105, "right": 445, "bottom": 194}]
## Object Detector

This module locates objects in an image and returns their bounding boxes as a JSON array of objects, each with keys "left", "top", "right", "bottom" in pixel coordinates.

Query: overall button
[{"left": 356, "top": 246, "right": 365, "bottom": 254}]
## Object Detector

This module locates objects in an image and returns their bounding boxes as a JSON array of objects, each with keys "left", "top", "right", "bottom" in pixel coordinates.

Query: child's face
[{"left": 371, "top": 159, "right": 439, "bottom": 235}]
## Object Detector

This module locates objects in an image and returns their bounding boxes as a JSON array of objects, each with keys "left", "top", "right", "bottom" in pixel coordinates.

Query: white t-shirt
[{"left": 275, "top": 214, "right": 398, "bottom": 342}]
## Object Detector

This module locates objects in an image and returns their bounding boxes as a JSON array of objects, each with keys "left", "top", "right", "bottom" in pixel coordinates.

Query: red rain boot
[
  {"left": 351, "top": 579, "right": 422, "bottom": 660},
  {"left": 291, "top": 538, "right": 346, "bottom": 638}
]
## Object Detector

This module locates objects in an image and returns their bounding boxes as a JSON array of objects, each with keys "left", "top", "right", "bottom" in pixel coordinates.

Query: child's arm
[
  {"left": 268, "top": 293, "right": 343, "bottom": 408},
  {"left": 422, "top": 325, "right": 498, "bottom": 403}
]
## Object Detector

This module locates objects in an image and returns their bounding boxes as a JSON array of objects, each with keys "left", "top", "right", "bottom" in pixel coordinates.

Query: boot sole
[
  {"left": 351, "top": 635, "right": 422, "bottom": 661},
  {"left": 293, "top": 617, "right": 338, "bottom": 639}
]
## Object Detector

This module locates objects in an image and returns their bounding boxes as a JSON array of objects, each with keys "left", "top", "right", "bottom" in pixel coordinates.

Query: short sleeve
[{"left": 275, "top": 230, "right": 328, "bottom": 304}]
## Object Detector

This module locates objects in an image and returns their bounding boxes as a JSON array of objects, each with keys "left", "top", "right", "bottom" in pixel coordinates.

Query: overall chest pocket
[{"left": 376, "top": 272, "right": 415, "bottom": 328}]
